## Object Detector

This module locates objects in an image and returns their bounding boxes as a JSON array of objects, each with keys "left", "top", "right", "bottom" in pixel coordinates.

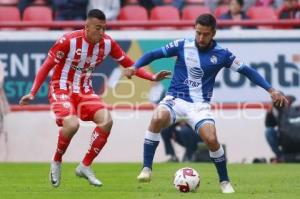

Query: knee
[
  {"left": 151, "top": 115, "right": 169, "bottom": 128},
  {"left": 205, "top": 135, "right": 218, "bottom": 148},
  {"left": 105, "top": 119, "right": 113, "bottom": 131},
  {"left": 97, "top": 118, "right": 113, "bottom": 132},
  {"left": 63, "top": 117, "right": 80, "bottom": 133}
]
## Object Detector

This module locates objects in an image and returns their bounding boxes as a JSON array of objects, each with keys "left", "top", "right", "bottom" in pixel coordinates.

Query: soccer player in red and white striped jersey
[{"left": 19, "top": 9, "right": 171, "bottom": 188}]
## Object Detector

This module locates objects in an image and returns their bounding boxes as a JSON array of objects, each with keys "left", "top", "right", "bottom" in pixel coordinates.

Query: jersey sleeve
[
  {"left": 224, "top": 49, "right": 271, "bottom": 90},
  {"left": 109, "top": 39, "right": 134, "bottom": 67},
  {"left": 30, "top": 35, "right": 69, "bottom": 96},
  {"left": 224, "top": 49, "right": 245, "bottom": 72},
  {"left": 109, "top": 38, "right": 155, "bottom": 80},
  {"left": 161, "top": 39, "right": 183, "bottom": 57},
  {"left": 48, "top": 35, "right": 70, "bottom": 64},
  {"left": 30, "top": 56, "right": 57, "bottom": 96}
]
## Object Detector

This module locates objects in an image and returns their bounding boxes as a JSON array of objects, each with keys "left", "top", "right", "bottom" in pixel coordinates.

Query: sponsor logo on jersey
[
  {"left": 189, "top": 67, "right": 204, "bottom": 79},
  {"left": 58, "top": 94, "right": 70, "bottom": 100},
  {"left": 184, "top": 67, "right": 203, "bottom": 87},
  {"left": 71, "top": 65, "right": 94, "bottom": 72},
  {"left": 62, "top": 102, "right": 71, "bottom": 108},
  {"left": 75, "top": 48, "right": 82, "bottom": 55},
  {"left": 186, "top": 56, "right": 198, "bottom": 64},
  {"left": 184, "top": 79, "right": 201, "bottom": 87}
]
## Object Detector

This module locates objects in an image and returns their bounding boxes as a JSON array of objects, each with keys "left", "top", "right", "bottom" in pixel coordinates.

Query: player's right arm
[
  {"left": 19, "top": 35, "right": 70, "bottom": 105},
  {"left": 124, "top": 39, "right": 182, "bottom": 79},
  {"left": 19, "top": 57, "right": 56, "bottom": 105}
]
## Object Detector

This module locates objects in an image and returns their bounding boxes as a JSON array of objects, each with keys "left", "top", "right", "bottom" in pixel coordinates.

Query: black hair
[
  {"left": 195, "top": 14, "right": 217, "bottom": 30},
  {"left": 87, "top": 9, "right": 106, "bottom": 21},
  {"left": 237, "top": 0, "right": 244, "bottom": 7}
]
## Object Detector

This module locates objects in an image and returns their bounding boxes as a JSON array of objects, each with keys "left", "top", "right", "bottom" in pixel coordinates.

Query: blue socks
[
  {"left": 143, "top": 131, "right": 160, "bottom": 169},
  {"left": 209, "top": 146, "right": 229, "bottom": 182}
]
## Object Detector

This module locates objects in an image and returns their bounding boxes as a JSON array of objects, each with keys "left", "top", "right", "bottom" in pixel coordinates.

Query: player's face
[
  {"left": 85, "top": 17, "right": 106, "bottom": 44},
  {"left": 194, "top": 24, "right": 215, "bottom": 50}
]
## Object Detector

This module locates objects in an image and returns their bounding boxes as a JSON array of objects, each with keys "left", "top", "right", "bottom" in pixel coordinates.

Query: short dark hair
[
  {"left": 237, "top": 0, "right": 244, "bottom": 7},
  {"left": 87, "top": 9, "right": 106, "bottom": 21},
  {"left": 195, "top": 14, "right": 217, "bottom": 30}
]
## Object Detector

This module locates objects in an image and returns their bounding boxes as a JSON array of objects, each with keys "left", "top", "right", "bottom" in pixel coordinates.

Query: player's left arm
[
  {"left": 225, "top": 51, "right": 288, "bottom": 107},
  {"left": 239, "top": 66, "right": 288, "bottom": 107}
]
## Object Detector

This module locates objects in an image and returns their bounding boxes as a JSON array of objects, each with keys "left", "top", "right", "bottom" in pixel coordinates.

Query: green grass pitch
[{"left": 0, "top": 163, "right": 299, "bottom": 199}]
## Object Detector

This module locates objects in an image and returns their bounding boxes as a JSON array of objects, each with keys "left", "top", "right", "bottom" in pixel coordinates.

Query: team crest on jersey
[
  {"left": 210, "top": 55, "right": 218, "bottom": 64},
  {"left": 56, "top": 51, "right": 65, "bottom": 59}
]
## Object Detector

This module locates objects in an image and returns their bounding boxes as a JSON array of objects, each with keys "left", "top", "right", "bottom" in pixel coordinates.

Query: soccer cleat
[
  {"left": 220, "top": 181, "right": 235, "bottom": 193},
  {"left": 49, "top": 161, "right": 62, "bottom": 188},
  {"left": 75, "top": 163, "right": 102, "bottom": 186},
  {"left": 137, "top": 167, "right": 152, "bottom": 182}
]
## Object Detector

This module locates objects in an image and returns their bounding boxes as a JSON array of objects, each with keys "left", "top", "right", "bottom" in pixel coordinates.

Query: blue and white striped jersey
[
  {"left": 161, "top": 39, "right": 242, "bottom": 103},
  {"left": 134, "top": 38, "right": 271, "bottom": 103}
]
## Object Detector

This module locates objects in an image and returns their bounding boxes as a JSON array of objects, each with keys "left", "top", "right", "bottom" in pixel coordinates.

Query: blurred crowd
[{"left": 6, "top": 0, "right": 299, "bottom": 22}]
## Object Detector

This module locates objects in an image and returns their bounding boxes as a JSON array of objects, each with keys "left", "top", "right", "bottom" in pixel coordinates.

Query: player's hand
[
  {"left": 268, "top": 89, "right": 288, "bottom": 108},
  {"left": 19, "top": 94, "right": 35, "bottom": 105},
  {"left": 124, "top": 67, "right": 136, "bottom": 79},
  {"left": 153, "top": 70, "right": 172, "bottom": 81}
]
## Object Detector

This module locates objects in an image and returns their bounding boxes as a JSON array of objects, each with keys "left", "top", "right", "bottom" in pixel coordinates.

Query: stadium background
[
  {"left": 1, "top": 29, "right": 299, "bottom": 164},
  {"left": 0, "top": 0, "right": 300, "bottom": 164},
  {"left": 1, "top": 1, "right": 300, "bottom": 198}
]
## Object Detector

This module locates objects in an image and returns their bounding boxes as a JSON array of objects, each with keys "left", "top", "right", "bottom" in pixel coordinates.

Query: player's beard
[{"left": 196, "top": 40, "right": 213, "bottom": 51}]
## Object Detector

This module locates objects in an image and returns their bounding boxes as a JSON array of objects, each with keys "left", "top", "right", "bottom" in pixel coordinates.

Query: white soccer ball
[{"left": 173, "top": 167, "right": 200, "bottom": 193}]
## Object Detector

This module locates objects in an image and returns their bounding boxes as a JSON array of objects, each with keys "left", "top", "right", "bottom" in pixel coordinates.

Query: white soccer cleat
[
  {"left": 49, "top": 161, "right": 62, "bottom": 188},
  {"left": 137, "top": 167, "right": 152, "bottom": 182},
  {"left": 220, "top": 181, "right": 235, "bottom": 193},
  {"left": 75, "top": 163, "right": 102, "bottom": 187}
]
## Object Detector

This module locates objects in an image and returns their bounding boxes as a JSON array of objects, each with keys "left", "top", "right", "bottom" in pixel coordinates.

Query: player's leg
[
  {"left": 49, "top": 91, "right": 79, "bottom": 188},
  {"left": 197, "top": 122, "right": 234, "bottom": 193},
  {"left": 137, "top": 105, "right": 171, "bottom": 182},
  {"left": 75, "top": 96, "right": 110, "bottom": 186},
  {"left": 53, "top": 116, "right": 80, "bottom": 162}
]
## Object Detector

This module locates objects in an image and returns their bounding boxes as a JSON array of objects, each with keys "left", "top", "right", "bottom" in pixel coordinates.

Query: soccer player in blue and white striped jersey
[{"left": 125, "top": 13, "right": 288, "bottom": 194}]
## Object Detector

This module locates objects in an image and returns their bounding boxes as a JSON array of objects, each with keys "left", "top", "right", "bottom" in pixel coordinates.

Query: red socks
[
  {"left": 53, "top": 129, "right": 72, "bottom": 162},
  {"left": 82, "top": 127, "right": 110, "bottom": 166}
]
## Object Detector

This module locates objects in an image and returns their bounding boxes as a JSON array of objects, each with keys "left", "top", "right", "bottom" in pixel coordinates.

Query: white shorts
[{"left": 159, "top": 95, "right": 215, "bottom": 133}]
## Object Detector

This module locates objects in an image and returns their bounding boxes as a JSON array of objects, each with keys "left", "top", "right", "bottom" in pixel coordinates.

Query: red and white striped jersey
[{"left": 47, "top": 29, "right": 133, "bottom": 94}]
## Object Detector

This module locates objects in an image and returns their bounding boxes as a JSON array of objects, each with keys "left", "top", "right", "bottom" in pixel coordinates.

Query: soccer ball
[{"left": 173, "top": 167, "right": 200, "bottom": 193}]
